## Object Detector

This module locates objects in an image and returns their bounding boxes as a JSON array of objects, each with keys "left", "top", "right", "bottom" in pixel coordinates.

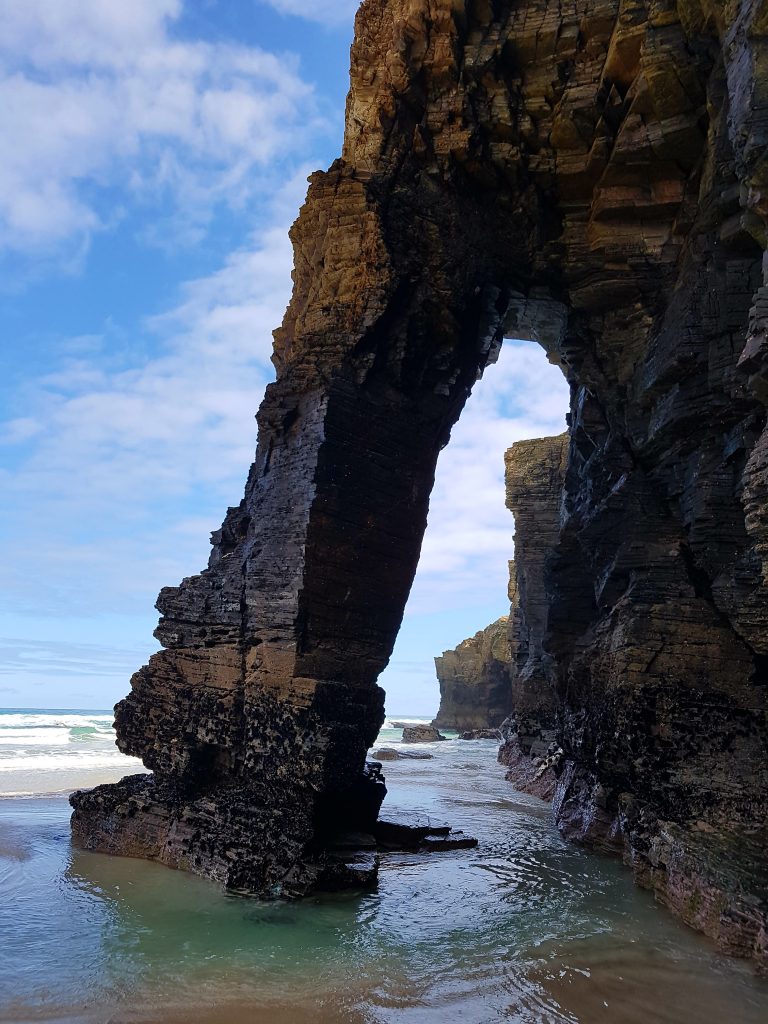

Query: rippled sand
[{"left": 1, "top": 737, "right": 767, "bottom": 1023}]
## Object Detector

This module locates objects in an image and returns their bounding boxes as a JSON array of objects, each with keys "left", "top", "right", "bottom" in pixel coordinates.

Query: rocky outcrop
[
  {"left": 432, "top": 435, "right": 567, "bottom": 747},
  {"left": 72, "top": 0, "right": 768, "bottom": 963},
  {"left": 372, "top": 747, "right": 434, "bottom": 759},
  {"left": 432, "top": 617, "right": 513, "bottom": 730},
  {"left": 401, "top": 725, "right": 446, "bottom": 742},
  {"left": 498, "top": 434, "right": 568, "bottom": 799}
]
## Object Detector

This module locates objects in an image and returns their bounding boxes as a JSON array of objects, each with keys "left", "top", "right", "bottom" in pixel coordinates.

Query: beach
[{"left": 1, "top": 711, "right": 767, "bottom": 1023}]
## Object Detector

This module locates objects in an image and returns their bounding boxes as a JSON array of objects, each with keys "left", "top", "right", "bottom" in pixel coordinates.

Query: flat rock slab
[
  {"left": 420, "top": 832, "right": 478, "bottom": 851},
  {"left": 372, "top": 747, "right": 434, "bottom": 760},
  {"left": 319, "top": 852, "right": 380, "bottom": 890},
  {"left": 372, "top": 810, "right": 477, "bottom": 852}
]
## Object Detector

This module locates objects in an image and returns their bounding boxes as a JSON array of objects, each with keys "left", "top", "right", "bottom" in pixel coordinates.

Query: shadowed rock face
[
  {"left": 72, "top": 0, "right": 768, "bottom": 961},
  {"left": 499, "top": 433, "right": 569, "bottom": 798},
  {"left": 432, "top": 617, "right": 513, "bottom": 730}
]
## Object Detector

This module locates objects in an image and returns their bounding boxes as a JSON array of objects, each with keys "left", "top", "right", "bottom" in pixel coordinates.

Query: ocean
[
  {"left": 1, "top": 709, "right": 767, "bottom": 1023},
  {"left": 0, "top": 708, "right": 145, "bottom": 797}
]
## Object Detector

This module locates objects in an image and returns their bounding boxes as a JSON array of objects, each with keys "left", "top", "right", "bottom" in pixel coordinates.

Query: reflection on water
[{"left": 1, "top": 738, "right": 767, "bottom": 1023}]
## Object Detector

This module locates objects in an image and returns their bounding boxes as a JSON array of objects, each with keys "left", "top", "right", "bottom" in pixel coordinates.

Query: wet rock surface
[
  {"left": 71, "top": 0, "right": 768, "bottom": 963},
  {"left": 373, "top": 811, "right": 478, "bottom": 852}
]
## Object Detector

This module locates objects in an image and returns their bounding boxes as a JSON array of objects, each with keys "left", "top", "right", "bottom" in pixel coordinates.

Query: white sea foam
[
  {"left": 0, "top": 713, "right": 113, "bottom": 731},
  {"left": 381, "top": 717, "right": 431, "bottom": 729},
  {"left": 0, "top": 709, "right": 143, "bottom": 795},
  {"left": 0, "top": 710, "right": 433, "bottom": 795}
]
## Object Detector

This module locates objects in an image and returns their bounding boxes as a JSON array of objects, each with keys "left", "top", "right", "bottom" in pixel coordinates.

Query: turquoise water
[{"left": 1, "top": 715, "right": 767, "bottom": 1022}]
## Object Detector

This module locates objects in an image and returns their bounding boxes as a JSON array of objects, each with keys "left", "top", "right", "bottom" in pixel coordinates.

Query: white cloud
[
  {"left": 406, "top": 341, "right": 570, "bottom": 615},
  {"left": 0, "top": 0, "right": 322, "bottom": 263},
  {"left": 0, "top": 170, "right": 309, "bottom": 619},
  {"left": 258, "top": 1, "right": 361, "bottom": 26}
]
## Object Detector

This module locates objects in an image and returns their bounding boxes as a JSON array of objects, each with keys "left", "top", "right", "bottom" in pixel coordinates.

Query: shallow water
[{"left": 1, "top": 718, "right": 767, "bottom": 1023}]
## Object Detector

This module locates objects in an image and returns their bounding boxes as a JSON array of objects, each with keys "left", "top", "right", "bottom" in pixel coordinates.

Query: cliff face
[
  {"left": 72, "top": 0, "right": 768, "bottom": 962},
  {"left": 499, "top": 434, "right": 569, "bottom": 798},
  {"left": 433, "top": 434, "right": 568, "bottom": 741},
  {"left": 432, "top": 616, "right": 512, "bottom": 730}
]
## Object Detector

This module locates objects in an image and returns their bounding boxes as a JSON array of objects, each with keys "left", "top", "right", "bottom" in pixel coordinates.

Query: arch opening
[{"left": 70, "top": 0, "right": 768, "bottom": 964}]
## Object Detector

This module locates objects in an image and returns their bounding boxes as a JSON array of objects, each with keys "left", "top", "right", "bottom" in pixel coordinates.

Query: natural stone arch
[{"left": 72, "top": 0, "right": 768, "bottom": 962}]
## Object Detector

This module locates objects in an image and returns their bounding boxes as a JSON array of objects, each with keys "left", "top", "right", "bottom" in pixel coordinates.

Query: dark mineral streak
[{"left": 72, "top": 0, "right": 768, "bottom": 963}]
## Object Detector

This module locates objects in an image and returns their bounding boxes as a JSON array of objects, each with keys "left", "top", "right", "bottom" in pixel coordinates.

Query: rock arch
[{"left": 72, "top": 0, "right": 767, "bottom": 962}]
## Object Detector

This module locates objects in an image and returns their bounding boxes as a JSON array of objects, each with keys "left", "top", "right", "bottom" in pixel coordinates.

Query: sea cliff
[{"left": 72, "top": 0, "right": 768, "bottom": 965}]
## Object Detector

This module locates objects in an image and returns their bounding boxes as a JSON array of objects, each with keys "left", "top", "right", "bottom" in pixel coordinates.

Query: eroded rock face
[
  {"left": 498, "top": 434, "right": 569, "bottom": 800},
  {"left": 432, "top": 617, "right": 512, "bottom": 730},
  {"left": 73, "top": 0, "right": 768, "bottom": 962}
]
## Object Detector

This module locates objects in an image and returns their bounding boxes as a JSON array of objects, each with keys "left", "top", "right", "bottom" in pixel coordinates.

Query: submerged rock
[
  {"left": 458, "top": 729, "right": 501, "bottom": 741},
  {"left": 372, "top": 747, "right": 434, "bottom": 760}
]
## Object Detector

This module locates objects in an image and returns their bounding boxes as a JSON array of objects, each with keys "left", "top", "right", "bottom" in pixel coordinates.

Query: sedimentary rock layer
[
  {"left": 432, "top": 434, "right": 567, "bottom": 746},
  {"left": 72, "top": 0, "right": 768, "bottom": 963},
  {"left": 432, "top": 616, "right": 512, "bottom": 730},
  {"left": 498, "top": 433, "right": 568, "bottom": 800}
]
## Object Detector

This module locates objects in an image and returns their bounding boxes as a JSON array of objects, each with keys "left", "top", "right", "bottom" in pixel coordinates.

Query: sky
[{"left": 0, "top": 0, "right": 569, "bottom": 714}]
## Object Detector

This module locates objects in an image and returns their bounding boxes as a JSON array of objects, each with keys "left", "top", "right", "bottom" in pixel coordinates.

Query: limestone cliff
[
  {"left": 72, "top": 0, "right": 768, "bottom": 964},
  {"left": 432, "top": 616, "right": 512, "bottom": 730}
]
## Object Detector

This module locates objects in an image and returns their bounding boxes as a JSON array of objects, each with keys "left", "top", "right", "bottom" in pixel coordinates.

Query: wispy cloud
[
  {"left": 0, "top": 170, "right": 309, "bottom": 619},
  {"left": 406, "top": 340, "right": 569, "bottom": 615},
  {"left": 258, "top": 1, "right": 361, "bottom": 26},
  {"left": 0, "top": 0, "right": 322, "bottom": 267},
  {"left": 0, "top": 637, "right": 153, "bottom": 679}
]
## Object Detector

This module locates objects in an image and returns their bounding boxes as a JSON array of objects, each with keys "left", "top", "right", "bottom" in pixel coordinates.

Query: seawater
[
  {"left": 0, "top": 708, "right": 145, "bottom": 796},
  {"left": 1, "top": 713, "right": 767, "bottom": 1023}
]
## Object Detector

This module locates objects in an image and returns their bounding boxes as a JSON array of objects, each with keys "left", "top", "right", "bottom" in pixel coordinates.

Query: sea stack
[{"left": 432, "top": 617, "right": 513, "bottom": 732}]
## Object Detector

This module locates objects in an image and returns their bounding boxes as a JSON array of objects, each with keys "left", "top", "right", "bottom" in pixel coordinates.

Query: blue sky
[{"left": 0, "top": 1, "right": 568, "bottom": 714}]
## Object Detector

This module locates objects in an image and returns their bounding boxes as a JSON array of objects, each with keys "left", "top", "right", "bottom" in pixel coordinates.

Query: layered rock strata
[
  {"left": 72, "top": 0, "right": 768, "bottom": 963},
  {"left": 434, "top": 433, "right": 567, "bottom": 793},
  {"left": 499, "top": 434, "right": 569, "bottom": 801},
  {"left": 432, "top": 616, "right": 513, "bottom": 730}
]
